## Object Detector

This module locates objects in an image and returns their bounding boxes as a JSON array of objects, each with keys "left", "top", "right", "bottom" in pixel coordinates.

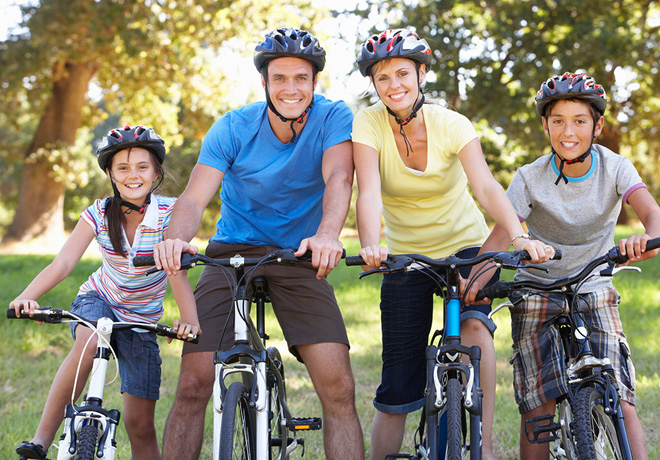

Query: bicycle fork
[{"left": 57, "top": 317, "right": 120, "bottom": 460}]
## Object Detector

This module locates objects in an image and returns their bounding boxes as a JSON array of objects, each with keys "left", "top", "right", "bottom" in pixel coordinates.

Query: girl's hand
[
  {"left": 169, "top": 318, "right": 201, "bottom": 343},
  {"left": 358, "top": 245, "right": 388, "bottom": 271},
  {"left": 9, "top": 299, "right": 44, "bottom": 324},
  {"left": 619, "top": 234, "right": 659, "bottom": 265},
  {"left": 462, "top": 275, "right": 491, "bottom": 306}
]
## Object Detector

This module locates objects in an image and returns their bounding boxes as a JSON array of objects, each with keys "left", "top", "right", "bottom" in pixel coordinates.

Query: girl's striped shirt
[{"left": 77, "top": 195, "right": 175, "bottom": 323}]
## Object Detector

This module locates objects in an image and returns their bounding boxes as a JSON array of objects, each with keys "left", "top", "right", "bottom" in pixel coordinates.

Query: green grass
[{"left": 1, "top": 229, "right": 659, "bottom": 459}]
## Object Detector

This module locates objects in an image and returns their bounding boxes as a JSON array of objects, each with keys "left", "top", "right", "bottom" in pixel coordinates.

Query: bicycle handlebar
[
  {"left": 475, "top": 237, "right": 660, "bottom": 301},
  {"left": 346, "top": 249, "right": 562, "bottom": 276},
  {"left": 134, "top": 248, "right": 346, "bottom": 271},
  {"left": 7, "top": 308, "right": 199, "bottom": 343}
]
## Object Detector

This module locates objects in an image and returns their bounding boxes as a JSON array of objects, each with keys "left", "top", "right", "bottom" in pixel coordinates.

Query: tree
[
  {"left": 351, "top": 0, "right": 660, "bottom": 203},
  {"left": 0, "top": 0, "right": 320, "bottom": 245}
]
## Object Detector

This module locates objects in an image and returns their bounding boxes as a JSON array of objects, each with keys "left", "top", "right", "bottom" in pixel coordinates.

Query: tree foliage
[
  {"left": 0, "top": 0, "right": 322, "bottom": 243},
  {"left": 351, "top": 0, "right": 660, "bottom": 199}
]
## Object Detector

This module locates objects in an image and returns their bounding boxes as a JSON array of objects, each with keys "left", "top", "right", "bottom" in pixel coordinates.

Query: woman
[{"left": 352, "top": 29, "right": 552, "bottom": 460}]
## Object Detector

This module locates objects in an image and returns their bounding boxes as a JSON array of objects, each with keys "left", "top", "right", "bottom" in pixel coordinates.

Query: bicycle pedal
[
  {"left": 525, "top": 413, "right": 560, "bottom": 444},
  {"left": 385, "top": 454, "right": 415, "bottom": 459},
  {"left": 287, "top": 417, "right": 322, "bottom": 431}
]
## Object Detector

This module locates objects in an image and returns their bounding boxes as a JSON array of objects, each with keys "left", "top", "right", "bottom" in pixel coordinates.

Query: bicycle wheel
[
  {"left": 73, "top": 422, "right": 99, "bottom": 460},
  {"left": 572, "top": 385, "right": 625, "bottom": 460},
  {"left": 268, "top": 347, "right": 290, "bottom": 459},
  {"left": 444, "top": 376, "right": 464, "bottom": 460},
  {"left": 219, "top": 382, "right": 255, "bottom": 460},
  {"left": 573, "top": 385, "right": 625, "bottom": 460}
]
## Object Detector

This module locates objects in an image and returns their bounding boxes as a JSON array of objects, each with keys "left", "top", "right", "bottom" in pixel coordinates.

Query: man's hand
[
  {"left": 296, "top": 233, "right": 344, "bottom": 279},
  {"left": 153, "top": 239, "right": 198, "bottom": 276}
]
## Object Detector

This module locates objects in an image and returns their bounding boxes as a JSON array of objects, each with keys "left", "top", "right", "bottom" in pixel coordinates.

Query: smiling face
[
  {"left": 262, "top": 57, "right": 316, "bottom": 120},
  {"left": 372, "top": 58, "right": 425, "bottom": 118},
  {"left": 542, "top": 99, "right": 604, "bottom": 161},
  {"left": 107, "top": 147, "right": 159, "bottom": 205}
]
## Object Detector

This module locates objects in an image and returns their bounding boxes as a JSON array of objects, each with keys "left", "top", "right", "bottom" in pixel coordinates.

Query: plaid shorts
[{"left": 509, "top": 286, "right": 636, "bottom": 414}]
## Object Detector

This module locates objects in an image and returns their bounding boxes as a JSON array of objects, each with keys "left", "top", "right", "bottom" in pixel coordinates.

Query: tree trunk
[{"left": 2, "top": 60, "right": 97, "bottom": 246}]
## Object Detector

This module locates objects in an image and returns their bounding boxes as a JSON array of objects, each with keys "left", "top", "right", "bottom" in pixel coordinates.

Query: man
[{"left": 154, "top": 27, "right": 364, "bottom": 459}]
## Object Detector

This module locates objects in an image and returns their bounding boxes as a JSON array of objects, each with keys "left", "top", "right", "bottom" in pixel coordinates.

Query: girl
[
  {"left": 11, "top": 125, "right": 199, "bottom": 460},
  {"left": 352, "top": 29, "right": 552, "bottom": 460}
]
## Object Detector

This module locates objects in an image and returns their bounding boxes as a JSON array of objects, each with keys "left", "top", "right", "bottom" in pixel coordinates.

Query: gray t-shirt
[{"left": 507, "top": 144, "right": 645, "bottom": 291}]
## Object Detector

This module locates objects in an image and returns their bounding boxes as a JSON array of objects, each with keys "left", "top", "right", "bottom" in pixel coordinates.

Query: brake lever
[
  {"left": 600, "top": 264, "right": 642, "bottom": 277},
  {"left": 357, "top": 256, "right": 414, "bottom": 279},
  {"left": 494, "top": 253, "right": 549, "bottom": 272}
]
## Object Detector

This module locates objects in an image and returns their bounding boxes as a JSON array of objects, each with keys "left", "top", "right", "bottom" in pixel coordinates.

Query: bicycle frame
[
  {"left": 480, "top": 237, "right": 660, "bottom": 460},
  {"left": 7, "top": 307, "right": 196, "bottom": 460}
]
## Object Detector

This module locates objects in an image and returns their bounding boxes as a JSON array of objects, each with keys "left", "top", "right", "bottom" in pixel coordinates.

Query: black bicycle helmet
[
  {"left": 254, "top": 28, "right": 326, "bottom": 73},
  {"left": 535, "top": 72, "right": 607, "bottom": 118},
  {"left": 96, "top": 125, "right": 166, "bottom": 171},
  {"left": 357, "top": 29, "right": 432, "bottom": 77}
]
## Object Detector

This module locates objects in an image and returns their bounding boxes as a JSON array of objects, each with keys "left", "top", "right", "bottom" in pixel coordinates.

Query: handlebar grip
[
  {"left": 6, "top": 308, "right": 57, "bottom": 323},
  {"left": 345, "top": 256, "right": 366, "bottom": 266},
  {"left": 155, "top": 324, "right": 199, "bottom": 343},
  {"left": 133, "top": 255, "right": 156, "bottom": 267},
  {"left": 518, "top": 249, "right": 562, "bottom": 261},
  {"left": 647, "top": 237, "right": 660, "bottom": 252},
  {"left": 475, "top": 281, "right": 512, "bottom": 301}
]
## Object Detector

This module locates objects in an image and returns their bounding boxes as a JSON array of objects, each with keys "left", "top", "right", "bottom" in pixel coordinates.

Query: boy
[{"left": 467, "top": 72, "right": 660, "bottom": 459}]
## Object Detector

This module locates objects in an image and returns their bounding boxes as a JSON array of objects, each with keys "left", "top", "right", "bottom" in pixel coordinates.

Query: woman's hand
[{"left": 358, "top": 245, "right": 388, "bottom": 270}]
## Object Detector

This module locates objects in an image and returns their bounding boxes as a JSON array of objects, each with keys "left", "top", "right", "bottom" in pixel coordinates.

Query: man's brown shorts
[{"left": 182, "top": 242, "right": 349, "bottom": 361}]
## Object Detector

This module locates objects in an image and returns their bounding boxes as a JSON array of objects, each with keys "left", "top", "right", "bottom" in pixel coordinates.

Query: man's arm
[
  {"left": 154, "top": 163, "right": 224, "bottom": 275},
  {"left": 296, "top": 139, "right": 354, "bottom": 279}
]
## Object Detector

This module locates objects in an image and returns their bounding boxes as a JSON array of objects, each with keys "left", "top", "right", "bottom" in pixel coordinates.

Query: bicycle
[
  {"left": 346, "top": 249, "right": 553, "bottom": 460},
  {"left": 7, "top": 307, "right": 198, "bottom": 460},
  {"left": 476, "top": 237, "right": 660, "bottom": 460},
  {"left": 135, "top": 248, "right": 325, "bottom": 460}
]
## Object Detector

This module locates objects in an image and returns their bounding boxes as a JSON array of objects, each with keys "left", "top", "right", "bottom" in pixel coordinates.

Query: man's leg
[
  {"left": 162, "top": 351, "right": 214, "bottom": 460},
  {"left": 297, "top": 342, "right": 365, "bottom": 460}
]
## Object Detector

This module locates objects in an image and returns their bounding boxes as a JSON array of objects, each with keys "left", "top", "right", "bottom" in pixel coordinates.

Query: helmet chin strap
[
  {"left": 109, "top": 173, "right": 163, "bottom": 215},
  {"left": 552, "top": 125, "right": 597, "bottom": 185},
  {"left": 263, "top": 76, "right": 313, "bottom": 143}
]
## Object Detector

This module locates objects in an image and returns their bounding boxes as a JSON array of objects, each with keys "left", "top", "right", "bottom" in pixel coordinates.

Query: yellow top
[{"left": 352, "top": 101, "right": 489, "bottom": 258}]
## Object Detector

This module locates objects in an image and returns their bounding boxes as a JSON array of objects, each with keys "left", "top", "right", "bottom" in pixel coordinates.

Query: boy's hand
[
  {"left": 515, "top": 238, "right": 556, "bottom": 263},
  {"left": 169, "top": 318, "right": 201, "bottom": 343},
  {"left": 619, "top": 234, "right": 659, "bottom": 265}
]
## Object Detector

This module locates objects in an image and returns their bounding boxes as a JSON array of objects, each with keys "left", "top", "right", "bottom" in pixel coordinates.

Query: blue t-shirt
[{"left": 198, "top": 94, "right": 353, "bottom": 248}]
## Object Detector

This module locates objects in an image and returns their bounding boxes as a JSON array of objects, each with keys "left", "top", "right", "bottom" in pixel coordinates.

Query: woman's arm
[
  {"left": 458, "top": 138, "right": 549, "bottom": 259},
  {"left": 354, "top": 141, "right": 388, "bottom": 269},
  {"left": 9, "top": 219, "right": 95, "bottom": 316}
]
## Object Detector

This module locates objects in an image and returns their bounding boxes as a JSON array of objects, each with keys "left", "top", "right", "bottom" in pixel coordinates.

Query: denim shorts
[
  {"left": 374, "top": 246, "right": 499, "bottom": 415},
  {"left": 70, "top": 292, "right": 162, "bottom": 401}
]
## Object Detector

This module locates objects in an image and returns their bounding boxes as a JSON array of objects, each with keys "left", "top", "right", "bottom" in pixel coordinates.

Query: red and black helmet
[
  {"left": 96, "top": 125, "right": 166, "bottom": 171},
  {"left": 535, "top": 72, "right": 607, "bottom": 118},
  {"left": 254, "top": 28, "right": 326, "bottom": 73},
  {"left": 356, "top": 29, "right": 432, "bottom": 77}
]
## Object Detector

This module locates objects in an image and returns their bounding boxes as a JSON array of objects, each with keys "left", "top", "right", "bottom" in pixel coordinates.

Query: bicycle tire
[
  {"left": 554, "top": 399, "right": 579, "bottom": 460},
  {"left": 267, "top": 347, "right": 289, "bottom": 459},
  {"left": 572, "top": 386, "right": 600, "bottom": 460},
  {"left": 445, "top": 376, "right": 464, "bottom": 460},
  {"left": 73, "top": 423, "right": 99, "bottom": 460},
  {"left": 577, "top": 385, "right": 625, "bottom": 460},
  {"left": 219, "top": 382, "right": 255, "bottom": 460}
]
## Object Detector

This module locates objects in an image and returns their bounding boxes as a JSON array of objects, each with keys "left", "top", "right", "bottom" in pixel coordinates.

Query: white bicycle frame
[
  {"left": 212, "top": 297, "right": 271, "bottom": 460},
  {"left": 57, "top": 317, "right": 119, "bottom": 460}
]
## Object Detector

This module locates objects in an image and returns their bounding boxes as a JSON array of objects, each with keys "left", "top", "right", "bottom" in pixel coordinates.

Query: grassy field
[{"left": 1, "top": 228, "right": 659, "bottom": 459}]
